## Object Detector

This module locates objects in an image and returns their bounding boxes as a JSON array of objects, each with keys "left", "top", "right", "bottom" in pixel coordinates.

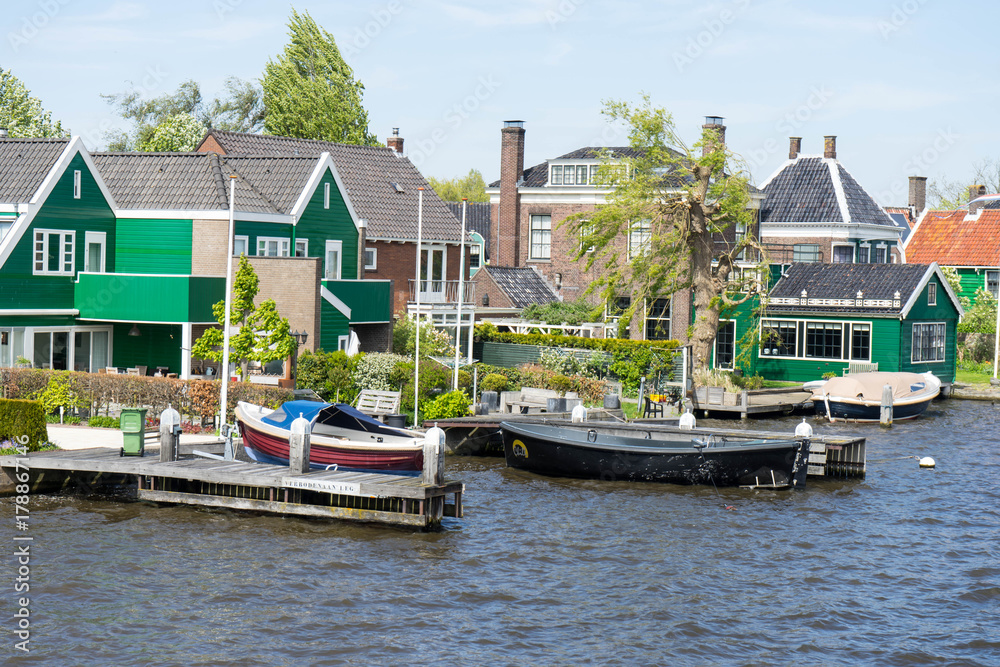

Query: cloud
[
  {"left": 75, "top": 2, "right": 148, "bottom": 22},
  {"left": 434, "top": 1, "right": 551, "bottom": 27},
  {"left": 180, "top": 19, "right": 275, "bottom": 44}
]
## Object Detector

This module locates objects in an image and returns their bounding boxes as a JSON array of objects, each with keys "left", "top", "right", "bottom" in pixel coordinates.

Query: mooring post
[
  {"left": 289, "top": 414, "right": 312, "bottom": 474},
  {"left": 422, "top": 426, "right": 446, "bottom": 485},
  {"left": 159, "top": 405, "right": 181, "bottom": 462},
  {"left": 880, "top": 383, "right": 894, "bottom": 426}
]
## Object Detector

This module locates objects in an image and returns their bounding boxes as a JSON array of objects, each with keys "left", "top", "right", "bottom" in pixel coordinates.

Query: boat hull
[
  {"left": 813, "top": 395, "right": 934, "bottom": 421},
  {"left": 239, "top": 421, "right": 423, "bottom": 471},
  {"left": 501, "top": 422, "right": 810, "bottom": 488}
]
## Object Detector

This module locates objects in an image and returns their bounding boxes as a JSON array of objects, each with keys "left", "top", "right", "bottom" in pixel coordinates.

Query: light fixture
[
  {"left": 292, "top": 330, "right": 309, "bottom": 346},
  {"left": 482, "top": 293, "right": 489, "bottom": 307},
  {"left": 128, "top": 324, "right": 141, "bottom": 337}
]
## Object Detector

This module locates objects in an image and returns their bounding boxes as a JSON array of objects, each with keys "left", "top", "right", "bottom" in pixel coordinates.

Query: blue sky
[{"left": 4, "top": 0, "right": 997, "bottom": 205}]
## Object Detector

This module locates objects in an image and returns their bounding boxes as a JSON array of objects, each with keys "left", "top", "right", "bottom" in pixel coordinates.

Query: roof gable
[
  {"left": 0, "top": 137, "right": 71, "bottom": 203},
  {"left": 905, "top": 208, "right": 1000, "bottom": 267}
]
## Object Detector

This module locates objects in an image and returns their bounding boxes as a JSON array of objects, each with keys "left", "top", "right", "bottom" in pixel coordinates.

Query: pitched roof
[
  {"left": 446, "top": 201, "right": 491, "bottom": 258},
  {"left": 768, "top": 262, "right": 943, "bottom": 316},
  {"left": 0, "top": 138, "right": 70, "bottom": 203},
  {"left": 198, "top": 130, "right": 464, "bottom": 242},
  {"left": 479, "top": 266, "right": 558, "bottom": 308},
  {"left": 905, "top": 208, "right": 1000, "bottom": 267},
  {"left": 760, "top": 156, "right": 898, "bottom": 228},
  {"left": 489, "top": 147, "right": 660, "bottom": 188},
  {"left": 883, "top": 207, "right": 913, "bottom": 241}
]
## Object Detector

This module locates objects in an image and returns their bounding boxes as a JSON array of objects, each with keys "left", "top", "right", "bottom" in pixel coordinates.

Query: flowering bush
[{"left": 352, "top": 352, "right": 409, "bottom": 391}]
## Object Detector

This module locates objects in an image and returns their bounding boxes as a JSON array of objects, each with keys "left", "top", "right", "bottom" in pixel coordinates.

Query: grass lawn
[{"left": 956, "top": 368, "right": 996, "bottom": 387}]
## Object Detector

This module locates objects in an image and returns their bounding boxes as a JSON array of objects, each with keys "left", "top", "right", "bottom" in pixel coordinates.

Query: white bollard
[
  {"left": 794, "top": 417, "right": 813, "bottom": 438},
  {"left": 288, "top": 413, "right": 312, "bottom": 474},
  {"left": 679, "top": 409, "right": 696, "bottom": 430},
  {"left": 423, "top": 426, "right": 447, "bottom": 485},
  {"left": 880, "top": 383, "right": 894, "bottom": 426},
  {"left": 159, "top": 405, "right": 182, "bottom": 462},
  {"left": 571, "top": 404, "right": 587, "bottom": 423}
]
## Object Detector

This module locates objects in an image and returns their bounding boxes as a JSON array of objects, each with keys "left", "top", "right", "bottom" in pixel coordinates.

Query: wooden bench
[
  {"left": 503, "top": 387, "right": 560, "bottom": 414},
  {"left": 355, "top": 390, "right": 402, "bottom": 418},
  {"left": 844, "top": 361, "right": 878, "bottom": 375}
]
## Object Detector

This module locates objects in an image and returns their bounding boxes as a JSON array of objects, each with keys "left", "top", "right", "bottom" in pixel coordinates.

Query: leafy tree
[
  {"left": 521, "top": 299, "right": 598, "bottom": 326},
  {"left": 192, "top": 255, "right": 296, "bottom": 380},
  {"left": 427, "top": 169, "right": 489, "bottom": 202},
  {"left": 139, "top": 113, "right": 206, "bottom": 152},
  {"left": 929, "top": 158, "right": 1000, "bottom": 209},
  {"left": 958, "top": 288, "right": 997, "bottom": 335},
  {"left": 565, "top": 95, "right": 762, "bottom": 374},
  {"left": 0, "top": 68, "right": 67, "bottom": 137},
  {"left": 392, "top": 316, "right": 454, "bottom": 357},
  {"left": 262, "top": 9, "right": 377, "bottom": 146}
]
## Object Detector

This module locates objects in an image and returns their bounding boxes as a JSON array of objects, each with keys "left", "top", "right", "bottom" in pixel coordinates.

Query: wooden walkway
[
  {"left": 690, "top": 386, "right": 815, "bottom": 418},
  {"left": 0, "top": 447, "right": 463, "bottom": 528}
]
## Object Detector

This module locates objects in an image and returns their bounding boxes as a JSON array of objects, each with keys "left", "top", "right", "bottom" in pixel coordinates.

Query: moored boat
[
  {"left": 501, "top": 420, "right": 811, "bottom": 488},
  {"left": 809, "top": 372, "right": 940, "bottom": 422},
  {"left": 235, "top": 400, "right": 425, "bottom": 472}
]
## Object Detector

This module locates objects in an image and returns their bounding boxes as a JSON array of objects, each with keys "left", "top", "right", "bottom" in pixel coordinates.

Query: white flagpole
[
  {"left": 453, "top": 198, "right": 467, "bottom": 390},
  {"left": 220, "top": 175, "right": 237, "bottom": 435},
  {"left": 414, "top": 188, "right": 424, "bottom": 427}
]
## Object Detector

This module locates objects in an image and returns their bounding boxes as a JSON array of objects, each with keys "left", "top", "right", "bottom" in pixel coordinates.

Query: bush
[
  {"left": 0, "top": 398, "right": 48, "bottom": 452},
  {"left": 549, "top": 374, "right": 574, "bottom": 394},
  {"left": 33, "top": 373, "right": 86, "bottom": 415},
  {"left": 88, "top": 416, "right": 120, "bottom": 429},
  {"left": 297, "top": 349, "right": 358, "bottom": 403},
  {"left": 392, "top": 316, "right": 455, "bottom": 356},
  {"left": 396, "top": 359, "right": 451, "bottom": 412},
  {"left": 480, "top": 373, "right": 509, "bottom": 393},
  {"left": 521, "top": 299, "right": 597, "bottom": 326},
  {"left": 422, "top": 390, "right": 472, "bottom": 420},
  {"left": 353, "top": 352, "right": 409, "bottom": 391},
  {"left": 475, "top": 324, "right": 678, "bottom": 353}
]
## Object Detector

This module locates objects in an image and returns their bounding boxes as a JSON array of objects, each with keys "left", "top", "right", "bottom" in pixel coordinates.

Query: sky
[{"left": 4, "top": 0, "right": 998, "bottom": 206}]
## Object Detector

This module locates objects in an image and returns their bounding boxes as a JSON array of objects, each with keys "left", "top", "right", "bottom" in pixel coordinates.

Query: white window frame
[
  {"left": 33, "top": 229, "right": 75, "bottom": 276},
  {"left": 927, "top": 282, "right": 937, "bottom": 306},
  {"left": 875, "top": 244, "right": 887, "bottom": 263},
  {"left": 324, "top": 182, "right": 331, "bottom": 209},
  {"left": 529, "top": 214, "right": 551, "bottom": 260},
  {"left": 257, "top": 237, "right": 290, "bottom": 257},
  {"left": 233, "top": 235, "right": 249, "bottom": 257},
  {"left": 580, "top": 221, "right": 595, "bottom": 254},
  {"left": 986, "top": 269, "right": 999, "bottom": 299},
  {"left": 73, "top": 170, "right": 81, "bottom": 199},
  {"left": 295, "top": 238, "right": 308, "bottom": 257},
  {"left": 858, "top": 243, "right": 871, "bottom": 264},
  {"left": 84, "top": 231, "right": 106, "bottom": 273},
  {"left": 364, "top": 246, "right": 377, "bottom": 270},
  {"left": 714, "top": 319, "right": 736, "bottom": 370},
  {"left": 25, "top": 325, "right": 112, "bottom": 371},
  {"left": 911, "top": 322, "right": 946, "bottom": 363},
  {"left": 758, "top": 318, "right": 872, "bottom": 362},
  {"left": 628, "top": 220, "right": 651, "bottom": 259},
  {"left": 550, "top": 165, "right": 562, "bottom": 185},
  {"left": 325, "top": 239, "right": 343, "bottom": 280},
  {"left": 468, "top": 244, "right": 480, "bottom": 269},
  {"left": 831, "top": 243, "right": 854, "bottom": 264},
  {"left": 338, "top": 335, "right": 349, "bottom": 351}
]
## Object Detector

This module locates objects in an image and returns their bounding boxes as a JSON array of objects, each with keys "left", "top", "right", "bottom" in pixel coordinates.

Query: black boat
[{"left": 501, "top": 420, "right": 811, "bottom": 488}]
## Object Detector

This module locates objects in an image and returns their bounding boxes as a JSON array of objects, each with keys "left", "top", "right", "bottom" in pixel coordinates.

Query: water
[{"left": 9, "top": 400, "right": 1000, "bottom": 666}]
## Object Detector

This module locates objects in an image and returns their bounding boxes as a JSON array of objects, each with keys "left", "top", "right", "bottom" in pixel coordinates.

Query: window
[
  {"left": 576, "top": 165, "right": 588, "bottom": 185},
  {"left": 806, "top": 322, "right": 843, "bottom": 359},
  {"left": 364, "top": 247, "right": 377, "bottom": 270},
  {"left": 607, "top": 296, "right": 631, "bottom": 319},
  {"left": 257, "top": 237, "right": 290, "bottom": 257},
  {"left": 589, "top": 164, "right": 600, "bottom": 184},
  {"left": 563, "top": 165, "right": 576, "bottom": 185},
  {"left": 761, "top": 320, "right": 797, "bottom": 357},
  {"left": 875, "top": 245, "right": 887, "bottom": 263},
  {"left": 338, "top": 335, "right": 349, "bottom": 351},
  {"left": 645, "top": 298, "right": 671, "bottom": 340},
  {"left": 73, "top": 170, "right": 81, "bottom": 199},
  {"left": 550, "top": 165, "right": 563, "bottom": 185},
  {"left": 832, "top": 245, "right": 854, "bottom": 263},
  {"left": 324, "top": 240, "right": 343, "bottom": 280},
  {"left": 550, "top": 163, "right": 600, "bottom": 186},
  {"left": 0, "top": 328, "right": 25, "bottom": 368},
  {"left": 987, "top": 270, "right": 999, "bottom": 298},
  {"left": 33, "top": 229, "right": 74, "bottom": 275},
  {"left": 851, "top": 323, "right": 870, "bottom": 360},
  {"left": 84, "top": 231, "right": 106, "bottom": 273},
  {"left": 295, "top": 239, "right": 308, "bottom": 257},
  {"left": 628, "top": 220, "right": 651, "bottom": 259},
  {"left": 468, "top": 244, "right": 480, "bottom": 269},
  {"left": 793, "top": 244, "right": 820, "bottom": 263},
  {"left": 858, "top": 245, "right": 870, "bottom": 263},
  {"left": 715, "top": 321, "right": 735, "bottom": 370},
  {"left": 234, "top": 235, "right": 249, "bottom": 257},
  {"left": 580, "top": 221, "right": 595, "bottom": 253},
  {"left": 324, "top": 182, "right": 331, "bottom": 209},
  {"left": 530, "top": 215, "right": 551, "bottom": 260},
  {"left": 927, "top": 282, "right": 937, "bottom": 306},
  {"left": 0, "top": 219, "right": 12, "bottom": 243},
  {"left": 912, "top": 322, "right": 946, "bottom": 362}
]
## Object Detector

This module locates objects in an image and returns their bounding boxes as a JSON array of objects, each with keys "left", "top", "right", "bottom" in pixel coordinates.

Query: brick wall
[
  {"left": 246, "top": 257, "right": 321, "bottom": 353},
  {"left": 353, "top": 322, "right": 392, "bottom": 352},
  {"left": 197, "top": 135, "right": 225, "bottom": 155},
  {"left": 365, "top": 239, "right": 468, "bottom": 316},
  {"left": 762, "top": 235, "right": 902, "bottom": 264},
  {"left": 191, "top": 218, "right": 229, "bottom": 276},
  {"left": 470, "top": 269, "right": 516, "bottom": 309}
]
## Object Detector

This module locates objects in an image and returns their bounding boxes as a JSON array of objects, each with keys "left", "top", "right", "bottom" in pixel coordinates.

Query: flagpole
[
  {"left": 453, "top": 198, "right": 467, "bottom": 390},
  {"left": 414, "top": 187, "right": 424, "bottom": 427},
  {"left": 220, "top": 174, "right": 237, "bottom": 440}
]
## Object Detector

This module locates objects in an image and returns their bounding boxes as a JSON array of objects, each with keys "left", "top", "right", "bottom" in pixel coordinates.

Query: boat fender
[
  {"left": 919, "top": 456, "right": 936, "bottom": 468},
  {"left": 571, "top": 404, "right": 587, "bottom": 423},
  {"left": 794, "top": 418, "right": 813, "bottom": 438},
  {"left": 679, "top": 409, "right": 696, "bottom": 430}
]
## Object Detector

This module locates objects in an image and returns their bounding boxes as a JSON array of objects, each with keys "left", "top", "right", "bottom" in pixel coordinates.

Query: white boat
[{"left": 809, "top": 372, "right": 941, "bottom": 421}]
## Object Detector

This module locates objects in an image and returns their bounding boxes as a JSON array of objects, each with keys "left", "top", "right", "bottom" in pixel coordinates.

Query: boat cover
[
  {"left": 261, "top": 400, "right": 408, "bottom": 437},
  {"left": 812, "top": 372, "right": 939, "bottom": 401}
]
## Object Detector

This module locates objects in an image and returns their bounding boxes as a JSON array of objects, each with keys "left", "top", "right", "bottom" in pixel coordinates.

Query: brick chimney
[
  {"left": 908, "top": 176, "right": 927, "bottom": 214},
  {"left": 497, "top": 120, "right": 525, "bottom": 267},
  {"left": 788, "top": 137, "right": 801, "bottom": 160},
  {"left": 702, "top": 116, "right": 726, "bottom": 156},
  {"left": 968, "top": 184, "right": 987, "bottom": 214},
  {"left": 387, "top": 127, "right": 403, "bottom": 155},
  {"left": 823, "top": 136, "right": 837, "bottom": 159}
]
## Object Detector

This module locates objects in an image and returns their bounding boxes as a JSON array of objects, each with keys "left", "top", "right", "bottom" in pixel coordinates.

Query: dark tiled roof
[
  {"left": 883, "top": 208, "right": 912, "bottom": 241},
  {"left": 769, "top": 262, "right": 931, "bottom": 314},
  {"left": 760, "top": 157, "right": 897, "bottom": 227},
  {"left": 446, "top": 201, "right": 491, "bottom": 258},
  {"left": 481, "top": 266, "right": 558, "bottom": 309},
  {"left": 906, "top": 209, "right": 1000, "bottom": 266},
  {"left": 0, "top": 138, "right": 69, "bottom": 203},
  {"left": 199, "top": 130, "right": 464, "bottom": 242}
]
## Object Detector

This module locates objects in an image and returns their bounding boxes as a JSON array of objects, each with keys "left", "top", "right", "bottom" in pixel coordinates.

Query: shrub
[
  {"left": 480, "top": 373, "right": 509, "bottom": 393},
  {"left": 0, "top": 398, "right": 48, "bottom": 452},
  {"left": 422, "top": 390, "right": 472, "bottom": 420},
  {"left": 549, "top": 374, "right": 574, "bottom": 394},
  {"left": 521, "top": 299, "right": 597, "bottom": 326},
  {"left": 392, "top": 316, "right": 454, "bottom": 356},
  {"left": 297, "top": 349, "right": 358, "bottom": 403},
  {"left": 33, "top": 373, "right": 86, "bottom": 415},
  {"left": 475, "top": 324, "right": 678, "bottom": 353},
  {"left": 396, "top": 359, "right": 451, "bottom": 412},
  {"left": 88, "top": 416, "right": 120, "bottom": 429},
  {"left": 353, "top": 352, "right": 409, "bottom": 391}
]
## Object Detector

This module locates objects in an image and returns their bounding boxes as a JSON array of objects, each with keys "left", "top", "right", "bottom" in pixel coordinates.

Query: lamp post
[{"left": 291, "top": 329, "right": 308, "bottom": 387}]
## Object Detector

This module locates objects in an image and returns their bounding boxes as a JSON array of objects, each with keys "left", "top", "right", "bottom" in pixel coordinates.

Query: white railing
[{"left": 408, "top": 280, "right": 476, "bottom": 305}]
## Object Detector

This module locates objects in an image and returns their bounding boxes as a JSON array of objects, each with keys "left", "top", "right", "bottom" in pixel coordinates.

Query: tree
[
  {"left": 0, "top": 68, "right": 67, "bottom": 137},
  {"left": 192, "top": 255, "right": 297, "bottom": 380},
  {"left": 427, "top": 169, "right": 489, "bottom": 202},
  {"left": 929, "top": 158, "right": 1000, "bottom": 209},
  {"left": 565, "top": 95, "right": 762, "bottom": 374},
  {"left": 262, "top": 9, "right": 378, "bottom": 146},
  {"left": 139, "top": 113, "right": 206, "bottom": 152}
]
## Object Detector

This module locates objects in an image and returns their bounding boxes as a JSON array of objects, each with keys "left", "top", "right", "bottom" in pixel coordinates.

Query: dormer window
[{"left": 550, "top": 163, "right": 603, "bottom": 186}]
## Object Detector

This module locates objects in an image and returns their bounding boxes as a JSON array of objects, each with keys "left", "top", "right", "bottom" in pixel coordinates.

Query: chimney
[
  {"left": 788, "top": 137, "right": 801, "bottom": 160},
  {"left": 823, "top": 135, "right": 837, "bottom": 159},
  {"left": 702, "top": 116, "right": 726, "bottom": 156},
  {"left": 498, "top": 120, "right": 525, "bottom": 267},
  {"left": 386, "top": 127, "right": 403, "bottom": 155},
  {"left": 908, "top": 176, "right": 927, "bottom": 214},
  {"left": 968, "top": 184, "right": 987, "bottom": 214}
]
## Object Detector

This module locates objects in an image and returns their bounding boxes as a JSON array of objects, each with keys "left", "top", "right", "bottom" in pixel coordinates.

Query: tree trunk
[{"left": 688, "top": 217, "right": 724, "bottom": 375}]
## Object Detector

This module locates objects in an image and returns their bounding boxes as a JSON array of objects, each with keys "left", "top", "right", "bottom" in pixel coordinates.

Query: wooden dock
[
  {"left": 0, "top": 445, "right": 464, "bottom": 529},
  {"left": 690, "top": 386, "right": 815, "bottom": 419}
]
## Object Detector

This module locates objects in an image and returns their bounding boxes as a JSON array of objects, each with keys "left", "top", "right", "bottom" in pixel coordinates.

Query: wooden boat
[
  {"left": 500, "top": 420, "right": 811, "bottom": 488},
  {"left": 235, "top": 400, "right": 425, "bottom": 472},
  {"left": 809, "top": 372, "right": 940, "bottom": 422}
]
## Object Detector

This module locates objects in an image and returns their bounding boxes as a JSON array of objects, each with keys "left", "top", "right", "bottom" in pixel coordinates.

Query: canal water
[{"left": 10, "top": 399, "right": 1000, "bottom": 666}]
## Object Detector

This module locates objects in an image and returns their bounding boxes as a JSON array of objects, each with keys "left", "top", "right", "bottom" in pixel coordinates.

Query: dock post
[
  {"left": 880, "top": 383, "right": 893, "bottom": 426},
  {"left": 423, "top": 426, "right": 446, "bottom": 485},
  {"left": 159, "top": 405, "right": 181, "bottom": 462},
  {"left": 289, "top": 414, "right": 312, "bottom": 474}
]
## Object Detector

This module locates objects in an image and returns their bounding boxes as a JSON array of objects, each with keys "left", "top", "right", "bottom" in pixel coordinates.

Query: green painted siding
[
  {"left": 115, "top": 219, "right": 192, "bottom": 274},
  {"left": 0, "top": 152, "right": 116, "bottom": 310},
  {"left": 953, "top": 267, "right": 998, "bottom": 305},
  {"left": 294, "top": 171, "right": 358, "bottom": 279},
  {"left": 896, "top": 275, "right": 958, "bottom": 382},
  {"left": 76, "top": 274, "right": 224, "bottom": 323},
  {"left": 320, "top": 299, "right": 350, "bottom": 351},
  {"left": 111, "top": 322, "right": 182, "bottom": 372},
  {"left": 323, "top": 279, "right": 392, "bottom": 323},
  {"left": 0, "top": 315, "right": 76, "bottom": 328}
]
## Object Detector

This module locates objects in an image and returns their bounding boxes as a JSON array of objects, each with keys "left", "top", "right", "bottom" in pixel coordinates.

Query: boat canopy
[
  {"left": 262, "top": 400, "right": 407, "bottom": 437},
  {"left": 813, "top": 372, "right": 938, "bottom": 401}
]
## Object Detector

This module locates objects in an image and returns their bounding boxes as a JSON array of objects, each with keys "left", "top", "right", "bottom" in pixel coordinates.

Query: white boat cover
[{"left": 812, "top": 372, "right": 940, "bottom": 401}]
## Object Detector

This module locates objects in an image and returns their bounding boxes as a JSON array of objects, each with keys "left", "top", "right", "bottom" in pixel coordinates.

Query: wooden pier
[
  {"left": 0, "top": 445, "right": 464, "bottom": 529},
  {"left": 690, "top": 386, "right": 815, "bottom": 419}
]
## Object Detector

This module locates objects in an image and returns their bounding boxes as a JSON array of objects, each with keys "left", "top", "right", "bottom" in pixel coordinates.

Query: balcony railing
[{"left": 408, "top": 279, "right": 477, "bottom": 305}]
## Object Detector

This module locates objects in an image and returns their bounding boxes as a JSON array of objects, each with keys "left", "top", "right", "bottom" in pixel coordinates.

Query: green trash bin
[{"left": 120, "top": 407, "right": 148, "bottom": 457}]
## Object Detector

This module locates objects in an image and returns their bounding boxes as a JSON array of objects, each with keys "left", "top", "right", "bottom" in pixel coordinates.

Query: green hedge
[
  {"left": 0, "top": 399, "right": 48, "bottom": 452},
  {"left": 475, "top": 323, "right": 678, "bottom": 353}
]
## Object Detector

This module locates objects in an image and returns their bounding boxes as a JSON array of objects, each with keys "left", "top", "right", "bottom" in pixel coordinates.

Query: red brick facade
[
  {"left": 365, "top": 239, "right": 469, "bottom": 316},
  {"left": 497, "top": 123, "right": 524, "bottom": 266}
]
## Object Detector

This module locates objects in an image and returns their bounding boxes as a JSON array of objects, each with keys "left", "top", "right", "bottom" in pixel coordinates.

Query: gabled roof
[
  {"left": 446, "top": 201, "right": 491, "bottom": 258},
  {"left": 905, "top": 208, "right": 1000, "bottom": 267},
  {"left": 768, "top": 262, "right": 961, "bottom": 318},
  {"left": 760, "top": 156, "right": 898, "bottom": 228},
  {"left": 197, "top": 130, "right": 464, "bottom": 242},
  {"left": 0, "top": 138, "right": 71, "bottom": 203},
  {"left": 479, "top": 266, "right": 558, "bottom": 309}
]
